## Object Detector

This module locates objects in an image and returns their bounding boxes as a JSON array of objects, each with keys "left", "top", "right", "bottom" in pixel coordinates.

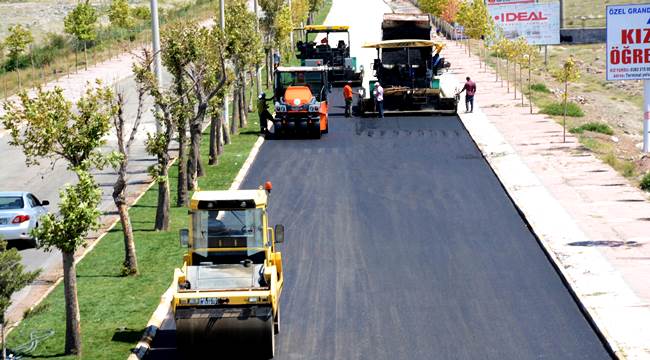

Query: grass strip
[{"left": 6, "top": 115, "right": 262, "bottom": 359}]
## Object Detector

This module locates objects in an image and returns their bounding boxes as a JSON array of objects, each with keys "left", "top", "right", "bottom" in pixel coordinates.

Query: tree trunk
[
  {"left": 239, "top": 86, "right": 247, "bottom": 129},
  {"left": 83, "top": 41, "right": 88, "bottom": 71},
  {"left": 520, "top": 64, "right": 524, "bottom": 107},
  {"left": 188, "top": 122, "right": 202, "bottom": 190},
  {"left": 506, "top": 59, "right": 510, "bottom": 93},
  {"left": 209, "top": 110, "right": 220, "bottom": 166},
  {"left": 113, "top": 158, "right": 137, "bottom": 275},
  {"left": 563, "top": 81, "right": 568, "bottom": 143},
  {"left": 118, "top": 202, "right": 137, "bottom": 274},
  {"left": 63, "top": 251, "right": 82, "bottom": 356},
  {"left": 177, "top": 121, "right": 189, "bottom": 207},
  {"left": 231, "top": 90, "right": 240, "bottom": 135},
  {"left": 154, "top": 155, "right": 170, "bottom": 230},
  {"left": 529, "top": 58, "right": 533, "bottom": 114},
  {"left": 514, "top": 63, "right": 517, "bottom": 99},
  {"left": 223, "top": 115, "right": 231, "bottom": 145},
  {"left": 240, "top": 73, "right": 248, "bottom": 127}
]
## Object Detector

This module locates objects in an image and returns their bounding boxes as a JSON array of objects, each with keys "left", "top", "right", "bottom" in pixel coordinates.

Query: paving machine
[
  {"left": 355, "top": 13, "right": 456, "bottom": 116},
  {"left": 272, "top": 66, "right": 329, "bottom": 139},
  {"left": 295, "top": 25, "right": 363, "bottom": 86},
  {"left": 172, "top": 184, "right": 285, "bottom": 358}
]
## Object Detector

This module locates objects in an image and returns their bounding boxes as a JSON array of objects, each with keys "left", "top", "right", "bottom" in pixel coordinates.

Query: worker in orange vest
[{"left": 343, "top": 81, "right": 354, "bottom": 118}]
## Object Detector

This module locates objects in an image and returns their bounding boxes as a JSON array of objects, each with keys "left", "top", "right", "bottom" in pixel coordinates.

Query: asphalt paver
[{"left": 145, "top": 90, "right": 611, "bottom": 359}]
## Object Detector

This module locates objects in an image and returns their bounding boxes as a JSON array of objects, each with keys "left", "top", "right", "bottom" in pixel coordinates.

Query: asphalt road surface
[{"left": 144, "top": 91, "right": 611, "bottom": 359}]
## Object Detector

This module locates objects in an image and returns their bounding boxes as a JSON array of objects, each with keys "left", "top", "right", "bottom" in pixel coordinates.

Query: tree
[
  {"left": 3, "top": 25, "right": 33, "bottom": 88},
  {"left": 1, "top": 81, "right": 116, "bottom": 356},
  {"left": 419, "top": 0, "right": 446, "bottom": 17},
  {"left": 307, "top": 0, "right": 324, "bottom": 24},
  {"left": 111, "top": 86, "right": 146, "bottom": 275},
  {"left": 34, "top": 171, "right": 102, "bottom": 356},
  {"left": 552, "top": 55, "right": 580, "bottom": 142},
  {"left": 1, "top": 240, "right": 40, "bottom": 360},
  {"left": 133, "top": 50, "right": 174, "bottom": 231},
  {"left": 109, "top": 0, "right": 135, "bottom": 36},
  {"left": 226, "top": 0, "right": 264, "bottom": 136},
  {"left": 456, "top": 0, "right": 494, "bottom": 60},
  {"left": 64, "top": 0, "right": 98, "bottom": 71},
  {"left": 260, "top": 0, "right": 292, "bottom": 78},
  {"left": 161, "top": 21, "right": 228, "bottom": 194},
  {"left": 440, "top": 0, "right": 460, "bottom": 24}
]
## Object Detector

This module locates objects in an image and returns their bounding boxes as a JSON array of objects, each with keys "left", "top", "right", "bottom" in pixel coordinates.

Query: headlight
[
  {"left": 275, "top": 104, "right": 287, "bottom": 112},
  {"left": 309, "top": 104, "right": 320, "bottom": 112}
]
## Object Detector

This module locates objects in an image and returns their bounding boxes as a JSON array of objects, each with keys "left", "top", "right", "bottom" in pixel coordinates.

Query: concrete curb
[
  {"left": 128, "top": 135, "right": 266, "bottom": 360},
  {"left": 438, "top": 71, "right": 650, "bottom": 358}
]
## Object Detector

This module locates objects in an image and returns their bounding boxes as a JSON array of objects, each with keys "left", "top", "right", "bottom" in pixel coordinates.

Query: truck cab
[{"left": 273, "top": 66, "right": 329, "bottom": 138}]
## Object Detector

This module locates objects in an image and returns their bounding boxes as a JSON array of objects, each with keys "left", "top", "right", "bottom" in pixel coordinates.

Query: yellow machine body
[{"left": 172, "top": 189, "right": 284, "bottom": 358}]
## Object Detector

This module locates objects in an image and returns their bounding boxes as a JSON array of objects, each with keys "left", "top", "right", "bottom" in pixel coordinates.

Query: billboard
[
  {"left": 489, "top": 3, "right": 561, "bottom": 45},
  {"left": 606, "top": 4, "right": 650, "bottom": 81},
  {"left": 487, "top": 0, "right": 535, "bottom": 6}
]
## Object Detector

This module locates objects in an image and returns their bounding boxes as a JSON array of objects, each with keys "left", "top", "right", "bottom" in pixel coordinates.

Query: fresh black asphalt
[{"left": 145, "top": 90, "right": 612, "bottom": 359}]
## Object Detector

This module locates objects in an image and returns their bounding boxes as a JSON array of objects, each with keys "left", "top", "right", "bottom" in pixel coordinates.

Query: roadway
[{"left": 144, "top": 89, "right": 611, "bottom": 359}]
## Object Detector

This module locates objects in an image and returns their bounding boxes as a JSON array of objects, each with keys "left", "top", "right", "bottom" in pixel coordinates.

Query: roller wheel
[{"left": 258, "top": 313, "right": 275, "bottom": 359}]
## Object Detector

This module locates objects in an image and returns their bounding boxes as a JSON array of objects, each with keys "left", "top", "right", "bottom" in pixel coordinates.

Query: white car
[{"left": 0, "top": 192, "right": 49, "bottom": 247}]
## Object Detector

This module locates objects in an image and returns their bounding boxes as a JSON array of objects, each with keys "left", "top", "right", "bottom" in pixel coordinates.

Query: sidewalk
[{"left": 438, "top": 38, "right": 650, "bottom": 357}]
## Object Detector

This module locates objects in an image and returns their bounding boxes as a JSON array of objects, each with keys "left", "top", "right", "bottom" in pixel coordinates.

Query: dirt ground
[
  {"left": 0, "top": 0, "right": 189, "bottom": 41},
  {"left": 540, "top": 43, "right": 650, "bottom": 177}
]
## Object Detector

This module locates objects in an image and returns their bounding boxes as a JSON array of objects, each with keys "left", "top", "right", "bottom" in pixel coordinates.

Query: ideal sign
[
  {"left": 606, "top": 4, "right": 650, "bottom": 81},
  {"left": 489, "top": 3, "right": 561, "bottom": 45},
  {"left": 486, "top": 0, "right": 535, "bottom": 6}
]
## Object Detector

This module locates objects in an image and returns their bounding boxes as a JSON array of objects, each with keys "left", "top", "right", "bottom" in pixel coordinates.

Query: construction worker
[
  {"left": 456, "top": 76, "right": 476, "bottom": 113},
  {"left": 373, "top": 82, "right": 384, "bottom": 118},
  {"left": 343, "top": 81, "right": 354, "bottom": 117},
  {"left": 257, "top": 92, "right": 274, "bottom": 134}
]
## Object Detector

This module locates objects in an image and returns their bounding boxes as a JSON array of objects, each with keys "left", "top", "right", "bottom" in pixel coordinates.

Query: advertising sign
[
  {"left": 486, "top": 0, "right": 535, "bottom": 6},
  {"left": 606, "top": 4, "right": 650, "bottom": 81},
  {"left": 489, "top": 3, "right": 561, "bottom": 45}
]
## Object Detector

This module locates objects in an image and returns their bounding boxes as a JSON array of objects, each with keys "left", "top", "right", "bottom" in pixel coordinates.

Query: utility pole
[
  {"left": 220, "top": 0, "right": 229, "bottom": 127},
  {"left": 254, "top": 0, "right": 262, "bottom": 95},
  {"left": 150, "top": 0, "right": 163, "bottom": 133}
]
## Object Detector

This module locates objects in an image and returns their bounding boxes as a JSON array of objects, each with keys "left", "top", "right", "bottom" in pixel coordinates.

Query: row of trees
[
  {"left": 421, "top": 0, "right": 581, "bottom": 140},
  {"left": 0, "top": 0, "right": 327, "bottom": 357},
  {"left": 0, "top": 0, "right": 151, "bottom": 87}
]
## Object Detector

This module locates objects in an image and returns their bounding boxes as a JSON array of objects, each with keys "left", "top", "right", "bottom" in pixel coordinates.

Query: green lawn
[{"left": 6, "top": 115, "right": 261, "bottom": 359}]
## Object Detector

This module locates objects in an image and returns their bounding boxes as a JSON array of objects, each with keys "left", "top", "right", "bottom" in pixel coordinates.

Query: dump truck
[
  {"left": 295, "top": 25, "right": 363, "bottom": 86},
  {"left": 355, "top": 14, "right": 456, "bottom": 115},
  {"left": 272, "top": 66, "right": 329, "bottom": 139},
  {"left": 172, "top": 184, "right": 285, "bottom": 358}
]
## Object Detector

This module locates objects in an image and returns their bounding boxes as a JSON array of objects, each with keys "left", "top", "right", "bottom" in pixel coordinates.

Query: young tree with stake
[
  {"left": 552, "top": 55, "right": 580, "bottom": 142},
  {"left": 3, "top": 25, "right": 33, "bottom": 88},
  {"left": 64, "top": 0, "right": 98, "bottom": 71}
]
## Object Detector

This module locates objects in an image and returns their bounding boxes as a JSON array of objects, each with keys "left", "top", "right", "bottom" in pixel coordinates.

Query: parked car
[{"left": 0, "top": 192, "right": 49, "bottom": 248}]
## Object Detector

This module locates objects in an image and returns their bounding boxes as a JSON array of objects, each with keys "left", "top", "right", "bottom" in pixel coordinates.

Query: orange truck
[{"left": 272, "top": 66, "right": 329, "bottom": 139}]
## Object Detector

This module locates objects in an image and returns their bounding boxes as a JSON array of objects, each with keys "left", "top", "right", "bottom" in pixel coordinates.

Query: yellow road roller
[{"left": 172, "top": 183, "right": 284, "bottom": 358}]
